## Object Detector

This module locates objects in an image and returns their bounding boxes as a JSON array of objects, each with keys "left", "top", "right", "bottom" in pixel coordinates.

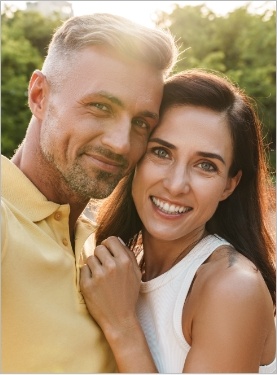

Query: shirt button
[
  {"left": 62, "top": 238, "right": 68, "bottom": 246},
  {"left": 54, "top": 212, "right": 62, "bottom": 221}
]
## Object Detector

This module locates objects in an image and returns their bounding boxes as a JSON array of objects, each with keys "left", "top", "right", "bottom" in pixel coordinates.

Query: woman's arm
[
  {"left": 80, "top": 236, "right": 157, "bottom": 373},
  {"left": 182, "top": 262, "right": 273, "bottom": 373}
]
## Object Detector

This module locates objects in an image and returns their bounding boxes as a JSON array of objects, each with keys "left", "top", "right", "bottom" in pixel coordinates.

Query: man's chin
[{"left": 74, "top": 180, "right": 120, "bottom": 201}]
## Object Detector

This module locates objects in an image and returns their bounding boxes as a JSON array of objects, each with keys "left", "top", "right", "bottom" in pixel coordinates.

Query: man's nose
[{"left": 100, "top": 117, "right": 131, "bottom": 155}]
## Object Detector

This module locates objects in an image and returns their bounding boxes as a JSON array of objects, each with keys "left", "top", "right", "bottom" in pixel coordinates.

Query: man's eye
[
  {"left": 90, "top": 103, "right": 109, "bottom": 111},
  {"left": 132, "top": 118, "right": 149, "bottom": 130},
  {"left": 153, "top": 148, "right": 169, "bottom": 159}
]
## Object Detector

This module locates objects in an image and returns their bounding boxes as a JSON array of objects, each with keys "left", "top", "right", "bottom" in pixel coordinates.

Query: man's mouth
[{"left": 84, "top": 153, "right": 126, "bottom": 173}]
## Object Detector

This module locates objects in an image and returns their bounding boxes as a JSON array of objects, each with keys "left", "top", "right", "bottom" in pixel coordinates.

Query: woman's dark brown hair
[{"left": 95, "top": 69, "right": 276, "bottom": 306}]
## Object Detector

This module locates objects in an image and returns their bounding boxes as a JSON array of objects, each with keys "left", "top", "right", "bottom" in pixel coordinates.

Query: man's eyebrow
[
  {"left": 97, "top": 91, "right": 124, "bottom": 107},
  {"left": 96, "top": 91, "right": 159, "bottom": 120},
  {"left": 197, "top": 151, "right": 226, "bottom": 165},
  {"left": 148, "top": 137, "right": 176, "bottom": 149},
  {"left": 140, "top": 111, "right": 159, "bottom": 120}
]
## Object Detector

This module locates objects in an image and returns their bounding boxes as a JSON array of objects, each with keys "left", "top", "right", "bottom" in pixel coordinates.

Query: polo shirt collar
[{"left": 2, "top": 155, "right": 63, "bottom": 222}]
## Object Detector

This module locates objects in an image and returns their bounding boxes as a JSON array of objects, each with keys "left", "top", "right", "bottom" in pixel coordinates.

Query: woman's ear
[
  {"left": 220, "top": 170, "right": 242, "bottom": 201},
  {"left": 28, "top": 70, "right": 49, "bottom": 119}
]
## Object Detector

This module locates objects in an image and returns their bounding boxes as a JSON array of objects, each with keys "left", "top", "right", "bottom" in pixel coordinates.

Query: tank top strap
[{"left": 173, "top": 234, "right": 231, "bottom": 345}]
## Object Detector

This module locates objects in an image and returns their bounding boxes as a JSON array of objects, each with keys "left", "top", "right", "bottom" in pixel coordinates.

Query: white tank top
[{"left": 136, "top": 234, "right": 276, "bottom": 373}]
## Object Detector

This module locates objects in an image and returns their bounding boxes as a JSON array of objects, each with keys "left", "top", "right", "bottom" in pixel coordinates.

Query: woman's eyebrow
[
  {"left": 149, "top": 139, "right": 226, "bottom": 165},
  {"left": 196, "top": 151, "right": 226, "bottom": 165},
  {"left": 148, "top": 137, "right": 176, "bottom": 149}
]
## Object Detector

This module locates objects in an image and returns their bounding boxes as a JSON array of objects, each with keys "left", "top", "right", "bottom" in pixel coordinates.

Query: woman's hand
[
  {"left": 80, "top": 236, "right": 142, "bottom": 335},
  {"left": 80, "top": 237, "right": 157, "bottom": 373}
]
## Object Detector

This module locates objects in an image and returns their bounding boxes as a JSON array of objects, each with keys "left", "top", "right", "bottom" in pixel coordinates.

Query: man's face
[{"left": 39, "top": 46, "right": 164, "bottom": 200}]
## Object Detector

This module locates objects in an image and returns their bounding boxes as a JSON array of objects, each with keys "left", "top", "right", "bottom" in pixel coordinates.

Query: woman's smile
[{"left": 151, "top": 196, "right": 192, "bottom": 215}]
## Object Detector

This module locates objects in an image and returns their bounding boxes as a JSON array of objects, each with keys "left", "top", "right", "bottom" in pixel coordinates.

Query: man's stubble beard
[
  {"left": 40, "top": 149, "right": 126, "bottom": 201},
  {"left": 62, "top": 159, "right": 125, "bottom": 200},
  {"left": 39, "top": 106, "right": 126, "bottom": 201}
]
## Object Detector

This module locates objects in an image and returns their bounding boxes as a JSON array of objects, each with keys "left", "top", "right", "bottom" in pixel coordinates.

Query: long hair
[
  {"left": 95, "top": 170, "right": 141, "bottom": 248},
  {"left": 96, "top": 69, "right": 276, "bottom": 306}
]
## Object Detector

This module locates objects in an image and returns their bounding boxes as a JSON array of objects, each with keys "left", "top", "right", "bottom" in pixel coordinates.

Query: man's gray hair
[{"left": 42, "top": 13, "right": 178, "bottom": 85}]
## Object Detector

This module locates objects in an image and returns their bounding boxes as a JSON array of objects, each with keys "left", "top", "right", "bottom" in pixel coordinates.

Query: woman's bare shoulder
[
  {"left": 182, "top": 245, "right": 276, "bottom": 372},
  {"left": 183, "top": 245, "right": 274, "bottom": 346},
  {"left": 195, "top": 245, "right": 271, "bottom": 307}
]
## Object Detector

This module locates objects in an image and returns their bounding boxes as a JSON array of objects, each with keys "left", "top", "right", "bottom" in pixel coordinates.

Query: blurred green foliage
[
  {"left": 1, "top": 3, "right": 276, "bottom": 174},
  {"left": 1, "top": 6, "right": 63, "bottom": 156}
]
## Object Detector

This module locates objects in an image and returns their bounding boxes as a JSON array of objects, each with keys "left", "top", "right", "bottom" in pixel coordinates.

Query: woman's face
[{"left": 132, "top": 105, "right": 241, "bottom": 243}]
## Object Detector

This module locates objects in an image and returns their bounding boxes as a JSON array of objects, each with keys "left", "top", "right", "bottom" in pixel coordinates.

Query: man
[{"left": 1, "top": 13, "right": 177, "bottom": 373}]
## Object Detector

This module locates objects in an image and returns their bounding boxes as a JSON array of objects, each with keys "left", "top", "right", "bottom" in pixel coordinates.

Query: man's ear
[
  {"left": 28, "top": 70, "right": 49, "bottom": 119},
  {"left": 220, "top": 170, "right": 242, "bottom": 201}
]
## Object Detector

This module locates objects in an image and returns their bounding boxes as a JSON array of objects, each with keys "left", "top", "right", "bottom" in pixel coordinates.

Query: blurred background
[{"left": 1, "top": 1, "right": 276, "bottom": 178}]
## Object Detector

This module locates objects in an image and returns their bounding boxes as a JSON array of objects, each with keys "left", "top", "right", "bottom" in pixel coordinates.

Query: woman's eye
[
  {"left": 153, "top": 148, "right": 169, "bottom": 159},
  {"left": 199, "top": 161, "right": 217, "bottom": 172}
]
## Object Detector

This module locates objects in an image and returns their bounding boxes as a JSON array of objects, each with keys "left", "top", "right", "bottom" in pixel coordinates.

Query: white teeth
[
  {"left": 152, "top": 197, "right": 191, "bottom": 215},
  {"left": 169, "top": 204, "right": 175, "bottom": 212}
]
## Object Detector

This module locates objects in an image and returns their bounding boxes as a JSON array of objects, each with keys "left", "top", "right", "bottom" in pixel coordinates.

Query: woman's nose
[{"left": 162, "top": 166, "right": 190, "bottom": 196}]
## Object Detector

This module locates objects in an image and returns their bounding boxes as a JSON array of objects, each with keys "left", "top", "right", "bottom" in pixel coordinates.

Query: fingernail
[{"left": 117, "top": 237, "right": 126, "bottom": 246}]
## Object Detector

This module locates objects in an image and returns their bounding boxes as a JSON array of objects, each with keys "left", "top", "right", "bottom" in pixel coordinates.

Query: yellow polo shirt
[{"left": 1, "top": 155, "right": 116, "bottom": 373}]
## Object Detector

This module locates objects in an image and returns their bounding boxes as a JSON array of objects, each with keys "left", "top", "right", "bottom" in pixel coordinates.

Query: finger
[
  {"left": 80, "top": 264, "right": 93, "bottom": 294},
  {"left": 117, "top": 237, "right": 137, "bottom": 261},
  {"left": 94, "top": 244, "right": 117, "bottom": 267},
  {"left": 102, "top": 236, "right": 139, "bottom": 265},
  {"left": 102, "top": 236, "right": 131, "bottom": 259},
  {"left": 102, "top": 237, "right": 141, "bottom": 278},
  {"left": 86, "top": 254, "right": 102, "bottom": 273},
  {"left": 117, "top": 237, "right": 127, "bottom": 246},
  {"left": 80, "top": 263, "right": 92, "bottom": 280}
]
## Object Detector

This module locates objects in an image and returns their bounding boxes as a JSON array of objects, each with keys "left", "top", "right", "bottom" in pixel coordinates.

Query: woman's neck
[{"left": 140, "top": 228, "right": 208, "bottom": 281}]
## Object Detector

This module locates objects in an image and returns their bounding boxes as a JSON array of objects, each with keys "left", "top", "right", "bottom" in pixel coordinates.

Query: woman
[{"left": 80, "top": 69, "right": 276, "bottom": 373}]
